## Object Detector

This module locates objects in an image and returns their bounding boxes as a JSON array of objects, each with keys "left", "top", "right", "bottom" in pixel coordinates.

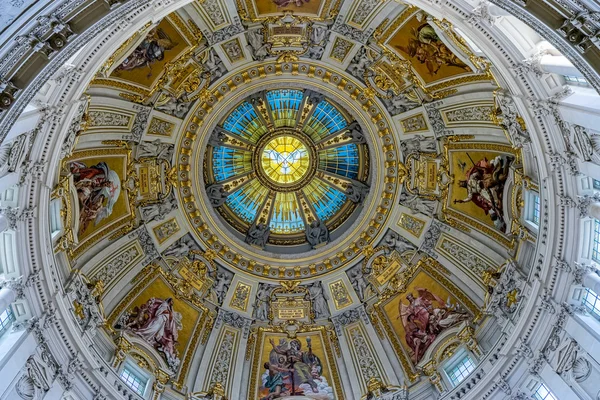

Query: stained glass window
[
  {"left": 212, "top": 146, "right": 253, "bottom": 182},
  {"left": 303, "top": 180, "right": 346, "bottom": 221},
  {"left": 319, "top": 144, "right": 360, "bottom": 179},
  {"left": 261, "top": 136, "right": 310, "bottom": 184},
  {"left": 225, "top": 180, "right": 269, "bottom": 223},
  {"left": 266, "top": 89, "right": 304, "bottom": 128},
  {"left": 303, "top": 101, "right": 348, "bottom": 141},
  {"left": 206, "top": 89, "right": 367, "bottom": 246},
  {"left": 222, "top": 101, "right": 268, "bottom": 143},
  {"left": 270, "top": 192, "right": 305, "bottom": 234}
]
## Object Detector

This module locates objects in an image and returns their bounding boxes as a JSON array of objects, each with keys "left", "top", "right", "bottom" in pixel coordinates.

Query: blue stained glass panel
[
  {"left": 225, "top": 180, "right": 268, "bottom": 223},
  {"left": 303, "top": 101, "right": 348, "bottom": 141},
  {"left": 303, "top": 180, "right": 346, "bottom": 221},
  {"left": 222, "top": 101, "right": 268, "bottom": 143},
  {"left": 270, "top": 192, "right": 305, "bottom": 234},
  {"left": 212, "top": 146, "right": 253, "bottom": 182},
  {"left": 266, "top": 89, "right": 304, "bottom": 128},
  {"left": 318, "top": 144, "right": 360, "bottom": 179}
]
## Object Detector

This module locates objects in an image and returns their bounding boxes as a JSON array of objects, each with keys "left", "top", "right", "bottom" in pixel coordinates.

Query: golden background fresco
[
  {"left": 255, "top": 0, "right": 323, "bottom": 15},
  {"left": 380, "top": 270, "right": 467, "bottom": 367},
  {"left": 253, "top": 330, "right": 338, "bottom": 399},
  {"left": 389, "top": 13, "right": 471, "bottom": 84},
  {"left": 110, "top": 18, "right": 189, "bottom": 89},
  {"left": 117, "top": 277, "right": 201, "bottom": 356},
  {"left": 448, "top": 149, "right": 511, "bottom": 230},
  {"left": 69, "top": 151, "right": 129, "bottom": 242}
]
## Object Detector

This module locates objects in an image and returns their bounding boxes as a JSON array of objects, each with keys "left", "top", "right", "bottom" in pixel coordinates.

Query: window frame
[
  {"left": 532, "top": 382, "right": 558, "bottom": 400},
  {"left": 582, "top": 287, "right": 600, "bottom": 321},
  {"left": 119, "top": 360, "right": 151, "bottom": 398},
  {"left": 49, "top": 198, "right": 63, "bottom": 238},
  {"left": 0, "top": 306, "right": 15, "bottom": 338},
  {"left": 592, "top": 219, "right": 600, "bottom": 263},
  {"left": 524, "top": 191, "right": 541, "bottom": 231},
  {"left": 443, "top": 349, "right": 477, "bottom": 388}
]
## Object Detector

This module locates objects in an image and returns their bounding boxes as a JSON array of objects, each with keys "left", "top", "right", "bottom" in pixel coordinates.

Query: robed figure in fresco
[
  {"left": 453, "top": 154, "right": 512, "bottom": 232},
  {"left": 403, "top": 22, "right": 469, "bottom": 76},
  {"left": 399, "top": 288, "right": 469, "bottom": 363},
  {"left": 69, "top": 161, "right": 121, "bottom": 235},
  {"left": 120, "top": 298, "right": 183, "bottom": 370},
  {"left": 261, "top": 337, "right": 334, "bottom": 399},
  {"left": 115, "top": 27, "right": 178, "bottom": 78}
]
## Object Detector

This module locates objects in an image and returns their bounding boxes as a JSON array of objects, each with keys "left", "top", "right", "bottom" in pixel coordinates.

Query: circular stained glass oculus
[
  {"left": 204, "top": 88, "right": 369, "bottom": 248},
  {"left": 261, "top": 136, "right": 310, "bottom": 185}
]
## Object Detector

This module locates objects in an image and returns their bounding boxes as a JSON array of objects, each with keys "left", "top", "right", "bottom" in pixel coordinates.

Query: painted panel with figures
[
  {"left": 388, "top": 12, "right": 471, "bottom": 84},
  {"left": 110, "top": 18, "right": 189, "bottom": 89},
  {"left": 377, "top": 269, "right": 473, "bottom": 370},
  {"left": 112, "top": 277, "right": 201, "bottom": 371},
  {"left": 67, "top": 148, "right": 133, "bottom": 257},
  {"left": 446, "top": 144, "right": 516, "bottom": 234},
  {"left": 252, "top": 329, "right": 340, "bottom": 399}
]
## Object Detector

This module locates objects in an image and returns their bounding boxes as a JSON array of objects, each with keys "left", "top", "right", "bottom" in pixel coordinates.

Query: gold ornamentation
[
  {"left": 373, "top": 256, "right": 480, "bottom": 382},
  {"left": 176, "top": 60, "right": 399, "bottom": 279},
  {"left": 398, "top": 213, "right": 426, "bottom": 237},
  {"left": 148, "top": 117, "right": 175, "bottom": 137},
  {"left": 329, "top": 279, "right": 352, "bottom": 310},
  {"left": 249, "top": 325, "right": 342, "bottom": 399},
  {"left": 400, "top": 113, "right": 428, "bottom": 133},
  {"left": 229, "top": 281, "right": 252, "bottom": 312},
  {"left": 152, "top": 218, "right": 180, "bottom": 244}
]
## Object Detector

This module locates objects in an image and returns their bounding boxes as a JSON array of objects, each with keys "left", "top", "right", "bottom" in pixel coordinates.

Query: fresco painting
[
  {"left": 111, "top": 18, "right": 188, "bottom": 88},
  {"left": 449, "top": 149, "right": 514, "bottom": 233},
  {"left": 381, "top": 271, "right": 470, "bottom": 365},
  {"left": 255, "top": 331, "right": 337, "bottom": 400},
  {"left": 69, "top": 153, "right": 128, "bottom": 242},
  {"left": 113, "top": 278, "right": 201, "bottom": 371},
  {"left": 255, "top": 0, "right": 322, "bottom": 15},
  {"left": 389, "top": 12, "right": 471, "bottom": 84}
]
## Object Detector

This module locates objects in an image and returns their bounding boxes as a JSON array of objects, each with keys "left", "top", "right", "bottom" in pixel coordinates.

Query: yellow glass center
[{"left": 261, "top": 136, "right": 310, "bottom": 184}]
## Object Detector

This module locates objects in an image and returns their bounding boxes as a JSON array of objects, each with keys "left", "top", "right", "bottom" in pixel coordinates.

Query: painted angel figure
[{"left": 399, "top": 288, "right": 468, "bottom": 363}]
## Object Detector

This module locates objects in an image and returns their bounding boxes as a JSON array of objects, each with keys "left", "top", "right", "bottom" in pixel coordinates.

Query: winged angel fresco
[
  {"left": 400, "top": 21, "right": 469, "bottom": 77},
  {"left": 399, "top": 288, "right": 469, "bottom": 363},
  {"left": 261, "top": 337, "right": 334, "bottom": 399},
  {"left": 115, "top": 27, "right": 178, "bottom": 78}
]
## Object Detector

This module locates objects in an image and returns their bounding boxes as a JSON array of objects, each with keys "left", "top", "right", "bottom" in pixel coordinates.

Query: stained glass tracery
[{"left": 206, "top": 89, "right": 368, "bottom": 245}]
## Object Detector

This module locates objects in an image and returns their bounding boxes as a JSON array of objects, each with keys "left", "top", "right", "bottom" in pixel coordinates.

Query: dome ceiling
[
  {"left": 204, "top": 88, "right": 369, "bottom": 251},
  {"left": 0, "top": 0, "right": 597, "bottom": 399}
]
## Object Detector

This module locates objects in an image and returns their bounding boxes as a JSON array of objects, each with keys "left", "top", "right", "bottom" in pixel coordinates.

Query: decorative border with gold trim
[
  {"left": 64, "top": 147, "right": 136, "bottom": 259},
  {"left": 373, "top": 256, "right": 480, "bottom": 382},
  {"left": 176, "top": 61, "right": 404, "bottom": 279},
  {"left": 439, "top": 140, "right": 520, "bottom": 249},
  {"left": 248, "top": 325, "right": 343, "bottom": 399},
  {"left": 106, "top": 264, "right": 212, "bottom": 386}
]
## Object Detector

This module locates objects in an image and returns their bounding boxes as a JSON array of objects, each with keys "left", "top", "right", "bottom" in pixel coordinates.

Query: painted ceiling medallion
[{"left": 204, "top": 88, "right": 370, "bottom": 250}]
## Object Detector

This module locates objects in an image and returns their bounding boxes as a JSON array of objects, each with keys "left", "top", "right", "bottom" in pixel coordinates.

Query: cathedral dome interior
[{"left": 1, "top": 0, "right": 600, "bottom": 399}]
